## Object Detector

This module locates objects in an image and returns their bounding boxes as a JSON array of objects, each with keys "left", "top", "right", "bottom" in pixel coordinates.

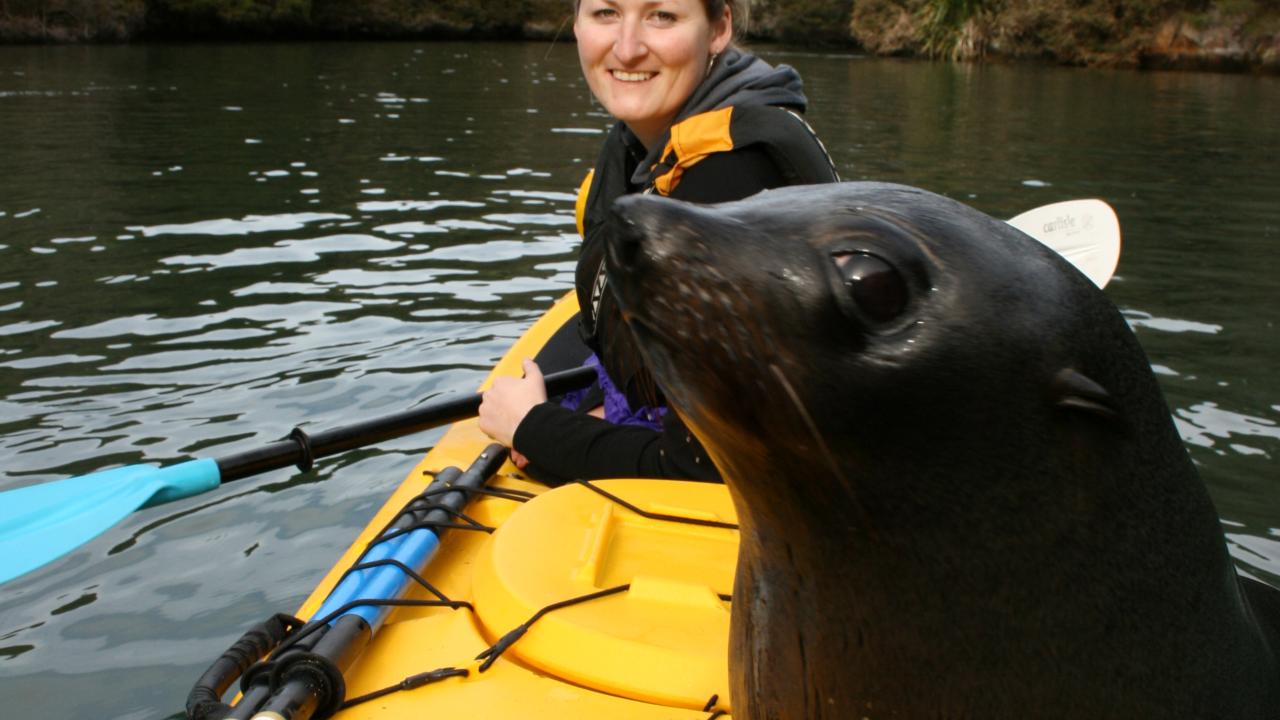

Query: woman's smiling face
[{"left": 575, "top": 0, "right": 733, "bottom": 148}]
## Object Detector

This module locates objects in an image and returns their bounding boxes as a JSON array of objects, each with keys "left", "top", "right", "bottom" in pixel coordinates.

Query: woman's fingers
[
  {"left": 477, "top": 359, "right": 548, "bottom": 448},
  {"left": 510, "top": 448, "right": 531, "bottom": 469},
  {"left": 521, "top": 357, "right": 544, "bottom": 383}
]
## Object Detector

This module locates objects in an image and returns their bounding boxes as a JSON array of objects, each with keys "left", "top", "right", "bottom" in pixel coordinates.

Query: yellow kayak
[{"left": 189, "top": 292, "right": 740, "bottom": 719}]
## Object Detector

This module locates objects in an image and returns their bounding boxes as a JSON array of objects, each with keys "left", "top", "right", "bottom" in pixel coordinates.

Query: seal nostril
[
  {"left": 606, "top": 212, "right": 647, "bottom": 273},
  {"left": 618, "top": 228, "right": 646, "bottom": 271}
]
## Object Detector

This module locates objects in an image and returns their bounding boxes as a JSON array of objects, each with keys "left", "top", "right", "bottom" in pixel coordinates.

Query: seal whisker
[{"left": 767, "top": 362, "right": 875, "bottom": 538}]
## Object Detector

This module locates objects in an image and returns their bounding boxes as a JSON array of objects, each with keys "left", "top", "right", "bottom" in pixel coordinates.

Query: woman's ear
[{"left": 710, "top": 5, "right": 733, "bottom": 55}]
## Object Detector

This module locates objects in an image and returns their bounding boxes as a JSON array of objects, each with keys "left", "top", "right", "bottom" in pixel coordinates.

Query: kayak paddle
[
  {"left": 0, "top": 365, "right": 596, "bottom": 585},
  {"left": 1006, "top": 198, "right": 1121, "bottom": 289}
]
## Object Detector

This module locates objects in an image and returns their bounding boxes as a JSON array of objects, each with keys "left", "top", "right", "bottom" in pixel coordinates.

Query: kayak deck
[{"left": 290, "top": 293, "right": 741, "bottom": 719}]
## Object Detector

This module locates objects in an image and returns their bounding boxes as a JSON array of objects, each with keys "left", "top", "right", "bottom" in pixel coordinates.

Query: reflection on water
[{"left": 0, "top": 43, "right": 1277, "bottom": 719}]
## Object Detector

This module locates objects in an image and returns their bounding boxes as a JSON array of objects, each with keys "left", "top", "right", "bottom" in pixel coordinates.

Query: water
[{"left": 0, "top": 42, "right": 1276, "bottom": 718}]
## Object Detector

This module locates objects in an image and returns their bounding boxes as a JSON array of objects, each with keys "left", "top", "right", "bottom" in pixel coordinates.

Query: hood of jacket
[{"left": 626, "top": 47, "right": 808, "bottom": 186}]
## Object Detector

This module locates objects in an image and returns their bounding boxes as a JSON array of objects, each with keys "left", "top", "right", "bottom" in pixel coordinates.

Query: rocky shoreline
[
  {"left": 841, "top": 0, "right": 1280, "bottom": 73},
  {"left": 1, "top": 1, "right": 1277, "bottom": 75}
]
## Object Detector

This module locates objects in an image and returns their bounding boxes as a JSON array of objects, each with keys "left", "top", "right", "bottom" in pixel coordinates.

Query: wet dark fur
[{"left": 604, "top": 182, "right": 1280, "bottom": 719}]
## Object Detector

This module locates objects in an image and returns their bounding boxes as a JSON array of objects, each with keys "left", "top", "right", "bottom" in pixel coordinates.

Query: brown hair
[{"left": 710, "top": 0, "right": 747, "bottom": 39}]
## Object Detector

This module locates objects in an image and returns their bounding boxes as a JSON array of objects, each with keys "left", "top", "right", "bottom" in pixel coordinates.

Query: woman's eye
[
  {"left": 592, "top": 8, "right": 618, "bottom": 20},
  {"left": 651, "top": 10, "right": 677, "bottom": 24},
  {"left": 833, "top": 252, "right": 909, "bottom": 324}
]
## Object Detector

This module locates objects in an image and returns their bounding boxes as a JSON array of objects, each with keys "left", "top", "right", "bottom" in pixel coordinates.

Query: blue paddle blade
[{"left": 0, "top": 459, "right": 221, "bottom": 583}]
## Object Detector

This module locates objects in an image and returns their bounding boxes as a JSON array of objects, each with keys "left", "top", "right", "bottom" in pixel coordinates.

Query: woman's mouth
[{"left": 611, "top": 70, "right": 656, "bottom": 82}]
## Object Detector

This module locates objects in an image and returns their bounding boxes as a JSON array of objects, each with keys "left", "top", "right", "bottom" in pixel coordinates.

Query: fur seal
[{"left": 603, "top": 182, "right": 1280, "bottom": 719}]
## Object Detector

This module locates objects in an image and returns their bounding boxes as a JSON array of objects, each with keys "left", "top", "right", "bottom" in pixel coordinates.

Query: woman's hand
[{"left": 478, "top": 358, "right": 546, "bottom": 468}]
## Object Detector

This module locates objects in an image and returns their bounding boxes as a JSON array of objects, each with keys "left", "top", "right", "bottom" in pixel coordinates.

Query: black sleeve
[{"left": 512, "top": 402, "right": 720, "bottom": 485}]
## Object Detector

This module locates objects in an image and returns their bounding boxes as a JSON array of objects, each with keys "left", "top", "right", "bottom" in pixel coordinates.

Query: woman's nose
[{"left": 612, "top": 19, "right": 648, "bottom": 64}]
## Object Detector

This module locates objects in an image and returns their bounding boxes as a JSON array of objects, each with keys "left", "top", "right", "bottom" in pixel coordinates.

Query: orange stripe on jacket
[
  {"left": 575, "top": 169, "right": 595, "bottom": 238},
  {"left": 652, "top": 107, "right": 736, "bottom": 196}
]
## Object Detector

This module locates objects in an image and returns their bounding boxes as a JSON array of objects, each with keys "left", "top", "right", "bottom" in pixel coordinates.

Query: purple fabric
[{"left": 558, "top": 353, "right": 666, "bottom": 431}]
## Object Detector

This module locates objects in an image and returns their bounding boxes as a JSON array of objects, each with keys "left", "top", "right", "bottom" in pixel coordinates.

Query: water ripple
[
  {"left": 127, "top": 212, "right": 349, "bottom": 237},
  {"left": 1176, "top": 402, "right": 1280, "bottom": 457},
  {"left": 158, "top": 234, "right": 404, "bottom": 269}
]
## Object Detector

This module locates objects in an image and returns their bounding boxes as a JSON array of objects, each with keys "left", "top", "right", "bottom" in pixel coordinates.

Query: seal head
[{"left": 605, "top": 182, "right": 1280, "bottom": 719}]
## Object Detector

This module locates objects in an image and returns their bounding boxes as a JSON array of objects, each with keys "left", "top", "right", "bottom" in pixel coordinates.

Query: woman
[{"left": 478, "top": 0, "right": 839, "bottom": 484}]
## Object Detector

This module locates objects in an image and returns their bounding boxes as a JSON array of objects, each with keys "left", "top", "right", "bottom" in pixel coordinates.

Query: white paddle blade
[{"left": 1007, "top": 199, "right": 1121, "bottom": 289}]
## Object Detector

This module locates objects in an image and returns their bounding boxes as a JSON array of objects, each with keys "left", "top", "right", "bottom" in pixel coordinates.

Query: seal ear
[{"left": 1051, "top": 368, "right": 1119, "bottom": 421}]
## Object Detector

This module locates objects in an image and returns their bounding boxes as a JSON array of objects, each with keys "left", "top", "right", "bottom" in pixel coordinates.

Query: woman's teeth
[{"left": 612, "top": 71, "right": 655, "bottom": 82}]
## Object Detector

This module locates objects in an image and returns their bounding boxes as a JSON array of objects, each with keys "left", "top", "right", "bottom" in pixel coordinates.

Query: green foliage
[
  {"left": 156, "top": 0, "right": 309, "bottom": 22},
  {"left": 927, "top": 0, "right": 987, "bottom": 29},
  {"left": 920, "top": 0, "right": 994, "bottom": 58},
  {"left": 141, "top": 0, "right": 311, "bottom": 36},
  {"left": 308, "top": 0, "right": 540, "bottom": 37},
  {"left": 0, "top": 0, "right": 146, "bottom": 40},
  {"left": 752, "top": 0, "right": 855, "bottom": 44}
]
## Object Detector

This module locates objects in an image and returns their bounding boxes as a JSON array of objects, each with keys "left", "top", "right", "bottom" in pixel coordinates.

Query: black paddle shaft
[{"left": 214, "top": 366, "right": 596, "bottom": 482}]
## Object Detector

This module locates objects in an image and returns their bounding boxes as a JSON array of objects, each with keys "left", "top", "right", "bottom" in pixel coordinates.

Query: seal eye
[{"left": 833, "top": 252, "right": 908, "bottom": 324}]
